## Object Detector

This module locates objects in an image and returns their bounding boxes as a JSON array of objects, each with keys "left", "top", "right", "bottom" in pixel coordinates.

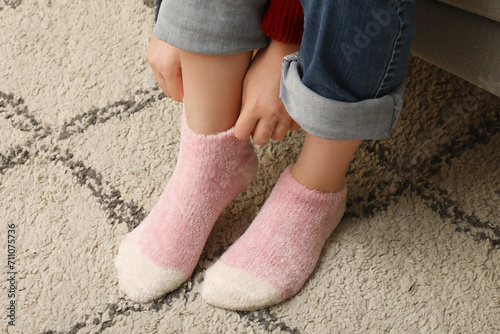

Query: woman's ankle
[
  {"left": 291, "top": 163, "right": 346, "bottom": 193},
  {"left": 291, "top": 134, "right": 362, "bottom": 193}
]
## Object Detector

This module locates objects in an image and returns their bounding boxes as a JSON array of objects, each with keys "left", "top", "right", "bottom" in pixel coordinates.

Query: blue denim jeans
[{"left": 153, "top": 0, "right": 415, "bottom": 140}]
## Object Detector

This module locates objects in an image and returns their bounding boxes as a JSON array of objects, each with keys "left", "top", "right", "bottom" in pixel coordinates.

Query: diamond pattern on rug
[
  {"left": 1, "top": 0, "right": 499, "bottom": 333},
  {"left": 0, "top": 155, "right": 126, "bottom": 332}
]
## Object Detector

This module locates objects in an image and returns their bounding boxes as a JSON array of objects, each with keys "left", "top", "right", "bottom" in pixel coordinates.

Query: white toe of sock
[
  {"left": 115, "top": 239, "right": 188, "bottom": 303},
  {"left": 201, "top": 262, "right": 281, "bottom": 311}
]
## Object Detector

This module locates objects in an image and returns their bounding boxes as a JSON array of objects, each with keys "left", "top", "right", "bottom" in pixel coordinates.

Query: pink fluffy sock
[
  {"left": 115, "top": 111, "right": 258, "bottom": 303},
  {"left": 201, "top": 165, "right": 347, "bottom": 310}
]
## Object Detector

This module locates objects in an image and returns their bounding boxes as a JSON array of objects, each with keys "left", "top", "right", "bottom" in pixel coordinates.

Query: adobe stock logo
[{"left": 341, "top": 1, "right": 400, "bottom": 63}]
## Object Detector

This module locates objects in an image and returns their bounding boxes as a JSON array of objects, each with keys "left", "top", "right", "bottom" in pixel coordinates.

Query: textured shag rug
[{"left": 1, "top": 0, "right": 499, "bottom": 333}]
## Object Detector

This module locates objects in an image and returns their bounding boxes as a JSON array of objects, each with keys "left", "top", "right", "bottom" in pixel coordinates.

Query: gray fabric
[
  {"left": 438, "top": 0, "right": 500, "bottom": 22},
  {"left": 412, "top": 0, "right": 500, "bottom": 97},
  {"left": 153, "top": 0, "right": 269, "bottom": 55}
]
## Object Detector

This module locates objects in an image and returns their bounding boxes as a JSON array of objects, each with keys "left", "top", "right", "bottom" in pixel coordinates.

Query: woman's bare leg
[{"left": 180, "top": 51, "right": 252, "bottom": 134}]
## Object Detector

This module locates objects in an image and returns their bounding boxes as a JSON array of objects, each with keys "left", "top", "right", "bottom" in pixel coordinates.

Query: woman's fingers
[
  {"left": 252, "top": 119, "right": 277, "bottom": 146},
  {"left": 147, "top": 36, "right": 184, "bottom": 102},
  {"left": 271, "top": 120, "right": 291, "bottom": 142},
  {"left": 234, "top": 110, "right": 258, "bottom": 141}
]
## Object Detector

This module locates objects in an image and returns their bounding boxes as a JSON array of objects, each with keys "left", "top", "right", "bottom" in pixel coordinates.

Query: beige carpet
[{"left": 1, "top": 0, "right": 499, "bottom": 333}]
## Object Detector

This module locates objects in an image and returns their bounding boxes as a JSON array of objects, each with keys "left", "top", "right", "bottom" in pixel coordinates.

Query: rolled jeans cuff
[{"left": 280, "top": 53, "right": 405, "bottom": 141}]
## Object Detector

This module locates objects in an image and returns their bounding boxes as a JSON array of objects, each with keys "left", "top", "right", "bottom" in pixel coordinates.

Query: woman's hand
[
  {"left": 235, "top": 40, "right": 300, "bottom": 146},
  {"left": 146, "top": 36, "right": 184, "bottom": 102}
]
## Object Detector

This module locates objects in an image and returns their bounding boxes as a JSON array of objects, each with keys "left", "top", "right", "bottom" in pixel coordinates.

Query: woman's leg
[
  {"left": 115, "top": 51, "right": 258, "bottom": 303},
  {"left": 181, "top": 51, "right": 252, "bottom": 134},
  {"left": 202, "top": 0, "right": 415, "bottom": 311},
  {"left": 116, "top": 0, "right": 270, "bottom": 303}
]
